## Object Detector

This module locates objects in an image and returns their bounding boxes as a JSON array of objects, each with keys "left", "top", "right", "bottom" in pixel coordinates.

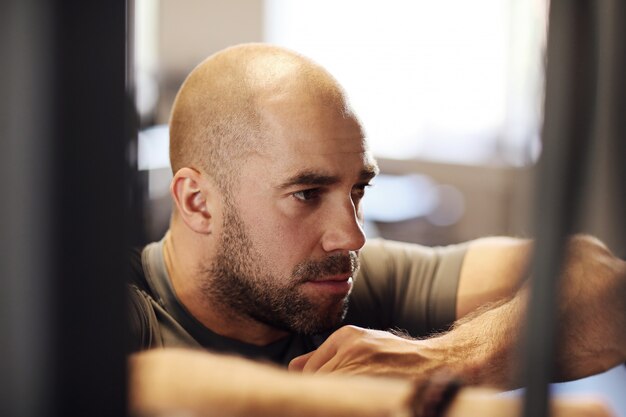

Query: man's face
[{"left": 203, "top": 90, "right": 378, "bottom": 335}]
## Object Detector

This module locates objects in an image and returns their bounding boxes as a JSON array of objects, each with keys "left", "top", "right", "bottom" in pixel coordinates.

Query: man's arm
[
  {"left": 129, "top": 348, "right": 614, "bottom": 417},
  {"left": 129, "top": 348, "right": 413, "bottom": 417},
  {"left": 456, "top": 237, "right": 531, "bottom": 319},
  {"left": 289, "top": 235, "right": 626, "bottom": 388}
]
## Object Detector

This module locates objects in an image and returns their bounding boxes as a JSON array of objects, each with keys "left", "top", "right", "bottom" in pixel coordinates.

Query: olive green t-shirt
[{"left": 128, "top": 238, "right": 468, "bottom": 365}]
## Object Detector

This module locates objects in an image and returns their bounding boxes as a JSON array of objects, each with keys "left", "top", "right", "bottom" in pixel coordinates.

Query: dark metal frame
[
  {"left": 523, "top": 1, "right": 625, "bottom": 416},
  {"left": 1, "top": 1, "right": 133, "bottom": 416}
]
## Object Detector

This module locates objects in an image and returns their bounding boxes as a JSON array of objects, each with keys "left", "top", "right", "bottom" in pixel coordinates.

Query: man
[
  {"left": 128, "top": 43, "right": 625, "bottom": 415},
  {"left": 129, "top": 42, "right": 530, "bottom": 362}
]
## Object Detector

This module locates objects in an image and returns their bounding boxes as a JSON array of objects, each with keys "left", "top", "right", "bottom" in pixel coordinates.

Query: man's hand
[
  {"left": 553, "top": 235, "right": 626, "bottom": 380},
  {"left": 289, "top": 325, "right": 455, "bottom": 384}
]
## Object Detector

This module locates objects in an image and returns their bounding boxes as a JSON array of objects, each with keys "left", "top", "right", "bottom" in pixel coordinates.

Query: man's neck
[{"left": 162, "top": 229, "right": 289, "bottom": 346}]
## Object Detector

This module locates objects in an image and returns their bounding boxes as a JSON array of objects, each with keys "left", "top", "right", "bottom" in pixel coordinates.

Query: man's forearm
[
  {"left": 428, "top": 234, "right": 626, "bottom": 386},
  {"left": 417, "top": 292, "right": 525, "bottom": 388},
  {"left": 130, "top": 348, "right": 614, "bottom": 417},
  {"left": 129, "top": 348, "right": 414, "bottom": 417}
]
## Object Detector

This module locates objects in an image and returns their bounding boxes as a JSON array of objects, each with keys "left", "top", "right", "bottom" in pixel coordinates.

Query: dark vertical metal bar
[
  {"left": 601, "top": 0, "right": 626, "bottom": 252},
  {"left": 0, "top": 1, "right": 54, "bottom": 416},
  {"left": 2, "top": 1, "right": 132, "bottom": 416},
  {"left": 522, "top": 2, "right": 599, "bottom": 417},
  {"left": 50, "top": 1, "right": 130, "bottom": 416}
]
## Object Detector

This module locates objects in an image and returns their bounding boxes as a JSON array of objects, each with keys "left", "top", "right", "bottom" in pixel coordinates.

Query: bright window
[{"left": 264, "top": 0, "right": 546, "bottom": 166}]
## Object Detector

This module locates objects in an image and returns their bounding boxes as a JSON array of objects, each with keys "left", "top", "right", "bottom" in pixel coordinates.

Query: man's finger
[
  {"left": 292, "top": 326, "right": 365, "bottom": 373},
  {"left": 288, "top": 351, "right": 315, "bottom": 372},
  {"left": 300, "top": 340, "right": 343, "bottom": 373}
]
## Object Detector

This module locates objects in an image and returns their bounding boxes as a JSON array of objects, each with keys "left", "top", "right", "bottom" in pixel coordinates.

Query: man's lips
[
  {"left": 304, "top": 273, "right": 353, "bottom": 295},
  {"left": 310, "top": 272, "right": 353, "bottom": 283}
]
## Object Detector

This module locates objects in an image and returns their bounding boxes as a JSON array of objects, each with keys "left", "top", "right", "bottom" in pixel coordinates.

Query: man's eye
[
  {"left": 293, "top": 188, "right": 321, "bottom": 202},
  {"left": 352, "top": 183, "right": 372, "bottom": 199}
]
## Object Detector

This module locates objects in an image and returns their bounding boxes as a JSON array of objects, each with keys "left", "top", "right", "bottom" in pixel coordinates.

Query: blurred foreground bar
[{"left": 0, "top": 1, "right": 131, "bottom": 416}]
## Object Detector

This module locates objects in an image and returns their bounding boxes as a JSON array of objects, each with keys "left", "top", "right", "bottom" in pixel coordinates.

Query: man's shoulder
[
  {"left": 359, "top": 238, "right": 431, "bottom": 265},
  {"left": 126, "top": 245, "right": 164, "bottom": 350},
  {"left": 128, "top": 246, "right": 150, "bottom": 292},
  {"left": 360, "top": 238, "right": 470, "bottom": 263}
]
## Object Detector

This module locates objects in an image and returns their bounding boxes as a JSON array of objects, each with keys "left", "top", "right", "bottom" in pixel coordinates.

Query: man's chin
[
  {"left": 295, "top": 299, "right": 348, "bottom": 335},
  {"left": 249, "top": 292, "right": 349, "bottom": 335}
]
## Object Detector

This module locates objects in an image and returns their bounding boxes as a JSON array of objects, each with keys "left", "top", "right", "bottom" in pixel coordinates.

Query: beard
[{"left": 200, "top": 204, "right": 359, "bottom": 335}]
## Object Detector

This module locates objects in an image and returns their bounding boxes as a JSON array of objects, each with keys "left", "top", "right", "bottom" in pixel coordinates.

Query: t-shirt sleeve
[{"left": 344, "top": 238, "right": 469, "bottom": 337}]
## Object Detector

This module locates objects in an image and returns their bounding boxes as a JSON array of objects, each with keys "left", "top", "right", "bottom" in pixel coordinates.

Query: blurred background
[
  {"left": 136, "top": 0, "right": 547, "bottom": 245},
  {"left": 134, "top": 0, "right": 620, "bottom": 256}
]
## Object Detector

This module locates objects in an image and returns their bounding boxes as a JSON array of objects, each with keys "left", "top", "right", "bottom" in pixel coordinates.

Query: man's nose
[{"left": 321, "top": 198, "right": 367, "bottom": 253}]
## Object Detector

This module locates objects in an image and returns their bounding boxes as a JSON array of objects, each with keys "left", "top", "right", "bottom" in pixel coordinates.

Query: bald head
[{"left": 169, "top": 43, "right": 356, "bottom": 193}]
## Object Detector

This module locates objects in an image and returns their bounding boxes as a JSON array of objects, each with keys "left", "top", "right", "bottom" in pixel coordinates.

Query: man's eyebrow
[
  {"left": 276, "top": 165, "right": 379, "bottom": 190},
  {"left": 276, "top": 171, "right": 340, "bottom": 189},
  {"left": 359, "top": 164, "right": 379, "bottom": 181}
]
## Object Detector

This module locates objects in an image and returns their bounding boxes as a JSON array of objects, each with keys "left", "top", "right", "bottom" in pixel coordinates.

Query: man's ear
[{"left": 170, "top": 167, "right": 218, "bottom": 234}]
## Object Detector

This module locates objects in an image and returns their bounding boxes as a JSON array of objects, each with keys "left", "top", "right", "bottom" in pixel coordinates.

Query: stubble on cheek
[{"left": 202, "top": 200, "right": 360, "bottom": 334}]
